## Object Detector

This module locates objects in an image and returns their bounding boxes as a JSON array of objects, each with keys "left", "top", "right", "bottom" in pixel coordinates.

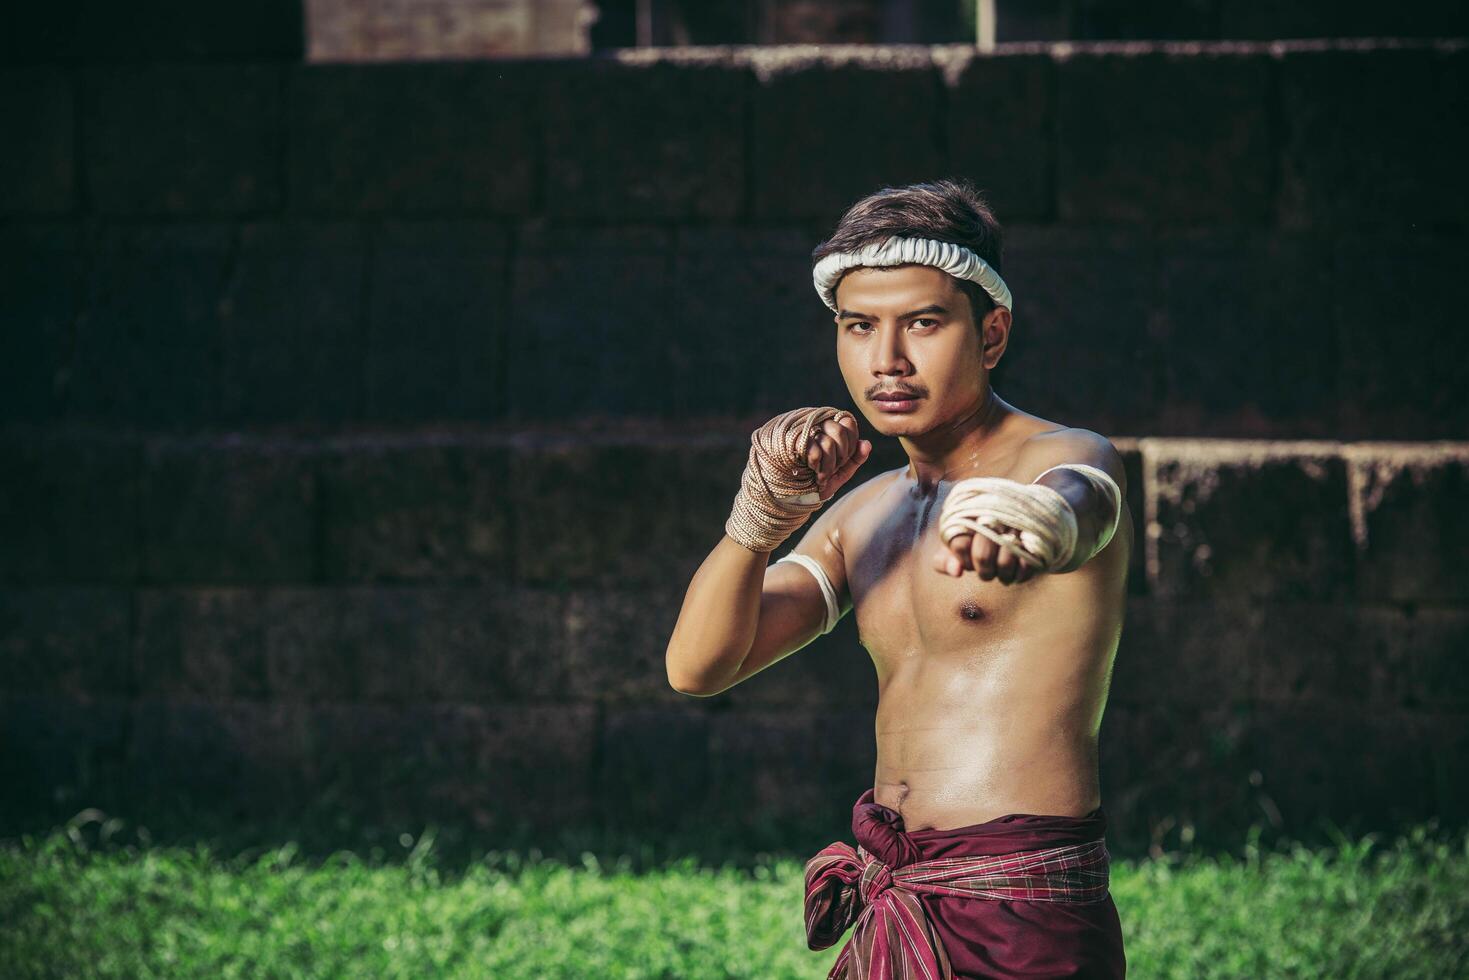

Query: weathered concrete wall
[
  {"left": 3, "top": 40, "right": 1466, "bottom": 850},
  {"left": 2, "top": 429, "right": 1464, "bottom": 848},
  {"left": 4, "top": 40, "right": 1467, "bottom": 437}
]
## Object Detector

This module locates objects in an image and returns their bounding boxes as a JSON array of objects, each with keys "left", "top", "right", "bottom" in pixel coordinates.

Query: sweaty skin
[
  {"left": 818, "top": 411, "right": 1130, "bottom": 831},
  {"left": 666, "top": 262, "right": 1131, "bottom": 832}
]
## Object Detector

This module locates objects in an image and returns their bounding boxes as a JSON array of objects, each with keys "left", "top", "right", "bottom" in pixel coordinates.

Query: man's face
[{"left": 833, "top": 264, "right": 1002, "bottom": 437}]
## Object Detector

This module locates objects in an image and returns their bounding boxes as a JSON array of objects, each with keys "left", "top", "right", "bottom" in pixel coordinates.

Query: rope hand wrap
[
  {"left": 726, "top": 406, "right": 855, "bottom": 553},
  {"left": 938, "top": 463, "right": 1122, "bottom": 573}
]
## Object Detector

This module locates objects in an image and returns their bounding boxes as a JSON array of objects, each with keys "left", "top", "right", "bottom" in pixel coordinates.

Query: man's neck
[{"left": 900, "top": 387, "right": 1013, "bottom": 496}]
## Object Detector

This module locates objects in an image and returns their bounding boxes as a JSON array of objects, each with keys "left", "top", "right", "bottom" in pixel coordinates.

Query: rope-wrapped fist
[
  {"left": 934, "top": 464, "right": 1122, "bottom": 584},
  {"left": 937, "top": 477, "right": 1078, "bottom": 580},
  {"left": 725, "top": 407, "right": 872, "bottom": 553}
]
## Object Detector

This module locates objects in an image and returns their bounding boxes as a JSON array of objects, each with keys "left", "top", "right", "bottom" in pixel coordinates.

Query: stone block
[
  {"left": 507, "top": 225, "right": 675, "bottom": 419},
  {"left": 1145, "top": 440, "right": 1353, "bottom": 600},
  {"left": 944, "top": 50, "right": 1053, "bottom": 221},
  {"left": 1000, "top": 226, "right": 1163, "bottom": 434},
  {"left": 750, "top": 48, "right": 945, "bottom": 222},
  {"left": 69, "top": 224, "right": 235, "bottom": 427},
  {"left": 1347, "top": 444, "right": 1469, "bottom": 602},
  {"left": 0, "top": 224, "right": 87, "bottom": 422},
  {"left": 544, "top": 53, "right": 747, "bottom": 220},
  {"left": 218, "top": 222, "right": 367, "bottom": 426},
  {"left": 1220, "top": 2, "right": 1469, "bottom": 38},
  {"left": 365, "top": 222, "right": 510, "bottom": 422},
  {"left": 1398, "top": 608, "right": 1469, "bottom": 712},
  {"left": 1249, "top": 602, "right": 1414, "bottom": 708},
  {"left": 305, "top": 701, "right": 599, "bottom": 829},
  {"left": 134, "top": 589, "right": 270, "bottom": 700},
  {"left": 1279, "top": 46, "right": 1469, "bottom": 231},
  {"left": 0, "top": 429, "right": 142, "bottom": 585},
  {"left": 706, "top": 709, "right": 875, "bottom": 826},
  {"left": 81, "top": 65, "right": 282, "bottom": 214},
  {"left": 1154, "top": 230, "right": 1335, "bottom": 437},
  {"left": 563, "top": 587, "right": 687, "bottom": 705},
  {"left": 319, "top": 437, "right": 512, "bottom": 583},
  {"left": 1098, "top": 700, "right": 1263, "bottom": 851},
  {"left": 0, "top": 68, "right": 74, "bottom": 213},
  {"left": 1109, "top": 598, "right": 1258, "bottom": 707},
  {"left": 0, "top": 694, "right": 130, "bottom": 823},
  {"left": 126, "top": 698, "right": 314, "bottom": 822},
  {"left": 668, "top": 226, "right": 851, "bottom": 419},
  {"left": 1057, "top": 48, "right": 1271, "bottom": 225},
  {"left": 1422, "top": 712, "right": 1468, "bottom": 822},
  {"left": 1335, "top": 236, "right": 1469, "bottom": 439},
  {"left": 1244, "top": 703, "right": 1438, "bottom": 834},
  {"left": 0, "top": 589, "right": 132, "bottom": 699},
  {"left": 262, "top": 586, "right": 568, "bottom": 704},
  {"left": 510, "top": 437, "right": 741, "bottom": 589},
  {"left": 4, "top": 0, "right": 303, "bottom": 62},
  {"left": 597, "top": 706, "right": 712, "bottom": 832},
  {"left": 287, "top": 62, "right": 538, "bottom": 215},
  {"left": 140, "top": 439, "right": 317, "bottom": 585}
]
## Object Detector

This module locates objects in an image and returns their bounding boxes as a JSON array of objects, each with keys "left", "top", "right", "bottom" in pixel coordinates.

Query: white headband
[{"left": 812, "top": 236, "right": 1013, "bottom": 315}]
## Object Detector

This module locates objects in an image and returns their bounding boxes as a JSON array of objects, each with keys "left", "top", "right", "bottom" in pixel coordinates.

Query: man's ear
[{"left": 980, "top": 308, "right": 1012, "bottom": 370}]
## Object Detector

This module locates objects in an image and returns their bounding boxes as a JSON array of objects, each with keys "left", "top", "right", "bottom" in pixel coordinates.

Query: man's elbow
[
  {"left": 666, "top": 668, "right": 710, "bottom": 697},
  {"left": 667, "top": 675, "right": 725, "bottom": 698},
  {"left": 665, "top": 651, "right": 729, "bottom": 698}
]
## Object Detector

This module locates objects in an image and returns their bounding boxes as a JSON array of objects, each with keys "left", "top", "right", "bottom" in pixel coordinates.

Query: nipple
[{"left": 960, "top": 600, "right": 984, "bottom": 621}]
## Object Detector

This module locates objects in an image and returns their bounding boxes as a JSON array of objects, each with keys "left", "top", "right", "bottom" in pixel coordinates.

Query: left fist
[{"left": 932, "top": 525, "right": 1041, "bottom": 586}]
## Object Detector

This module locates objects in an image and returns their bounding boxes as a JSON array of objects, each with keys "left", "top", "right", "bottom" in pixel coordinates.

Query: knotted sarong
[{"left": 805, "top": 788, "right": 1126, "bottom": 979}]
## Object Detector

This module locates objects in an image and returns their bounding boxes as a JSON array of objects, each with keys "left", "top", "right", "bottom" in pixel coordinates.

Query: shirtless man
[{"left": 666, "top": 179, "right": 1129, "bottom": 978}]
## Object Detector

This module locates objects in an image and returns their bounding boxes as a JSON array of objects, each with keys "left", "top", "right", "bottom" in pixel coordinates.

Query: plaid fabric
[{"left": 804, "top": 837, "right": 1112, "bottom": 980}]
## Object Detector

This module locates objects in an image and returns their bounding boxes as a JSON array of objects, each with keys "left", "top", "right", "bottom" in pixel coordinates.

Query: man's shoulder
[
  {"left": 820, "top": 463, "right": 904, "bottom": 527},
  {"left": 1012, "top": 424, "right": 1126, "bottom": 487},
  {"left": 836, "top": 463, "right": 905, "bottom": 508},
  {"left": 1020, "top": 424, "right": 1120, "bottom": 457}
]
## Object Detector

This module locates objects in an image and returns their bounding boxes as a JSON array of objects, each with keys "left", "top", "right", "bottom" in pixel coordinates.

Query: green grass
[{"left": 1, "top": 818, "right": 1465, "bottom": 979}]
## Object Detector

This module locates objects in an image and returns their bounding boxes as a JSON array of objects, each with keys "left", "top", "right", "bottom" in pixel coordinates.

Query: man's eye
[
  {"left": 913, "top": 318, "right": 939, "bottom": 328},
  {"left": 847, "top": 322, "right": 871, "bottom": 332}
]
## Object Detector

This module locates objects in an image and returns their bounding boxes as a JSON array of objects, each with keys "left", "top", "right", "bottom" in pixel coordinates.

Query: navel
[{"left": 959, "top": 599, "right": 985, "bottom": 622}]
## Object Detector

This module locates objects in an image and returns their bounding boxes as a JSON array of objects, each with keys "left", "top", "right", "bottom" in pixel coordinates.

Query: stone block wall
[
  {"left": 3, "top": 40, "right": 1466, "bottom": 850},
  {"left": 4, "top": 40, "right": 1467, "bottom": 436},
  {"left": 2, "top": 429, "right": 1464, "bottom": 849}
]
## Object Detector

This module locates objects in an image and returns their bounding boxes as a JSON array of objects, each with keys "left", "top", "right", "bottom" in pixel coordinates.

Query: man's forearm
[{"left": 665, "top": 535, "right": 769, "bottom": 695}]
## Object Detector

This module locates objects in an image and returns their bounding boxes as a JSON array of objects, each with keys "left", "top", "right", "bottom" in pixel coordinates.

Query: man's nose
[{"left": 872, "top": 324, "right": 910, "bottom": 375}]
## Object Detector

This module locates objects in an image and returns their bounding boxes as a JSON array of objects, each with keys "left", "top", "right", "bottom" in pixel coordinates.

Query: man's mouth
[{"left": 871, "top": 391, "right": 922, "bottom": 412}]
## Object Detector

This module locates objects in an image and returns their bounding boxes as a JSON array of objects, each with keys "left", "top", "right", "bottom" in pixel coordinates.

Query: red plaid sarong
[{"left": 803, "top": 789, "right": 1121, "bottom": 980}]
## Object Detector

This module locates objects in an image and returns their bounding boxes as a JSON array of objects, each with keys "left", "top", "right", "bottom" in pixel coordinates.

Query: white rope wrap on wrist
[
  {"left": 938, "top": 464, "right": 1123, "bottom": 573},
  {"left": 775, "top": 552, "right": 841, "bottom": 635},
  {"left": 940, "top": 478, "right": 1077, "bottom": 572},
  {"left": 812, "top": 236, "right": 1013, "bottom": 314}
]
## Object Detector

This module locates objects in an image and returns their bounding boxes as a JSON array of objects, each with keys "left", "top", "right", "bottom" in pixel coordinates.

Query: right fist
[{"left": 808, "top": 413, "right": 872, "bottom": 502}]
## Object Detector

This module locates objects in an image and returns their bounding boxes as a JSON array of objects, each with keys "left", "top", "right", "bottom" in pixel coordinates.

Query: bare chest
[{"left": 843, "top": 488, "right": 1041, "bottom": 680}]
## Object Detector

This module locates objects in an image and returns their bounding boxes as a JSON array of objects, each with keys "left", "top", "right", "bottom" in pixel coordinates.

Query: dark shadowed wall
[{"left": 2, "top": 37, "right": 1466, "bottom": 853}]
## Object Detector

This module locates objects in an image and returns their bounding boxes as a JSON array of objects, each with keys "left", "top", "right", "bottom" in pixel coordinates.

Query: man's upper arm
[
  {"left": 772, "top": 492, "right": 852, "bottom": 618},
  {"left": 706, "top": 474, "right": 878, "bottom": 695}
]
